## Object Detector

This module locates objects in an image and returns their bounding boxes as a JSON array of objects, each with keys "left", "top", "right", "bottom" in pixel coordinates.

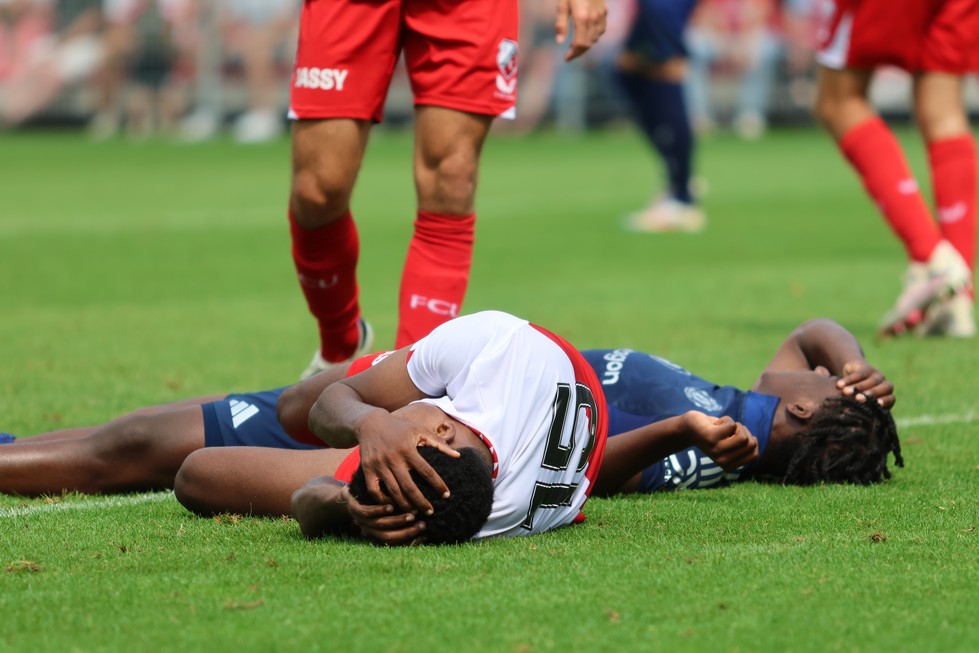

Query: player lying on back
[{"left": 0, "top": 315, "right": 900, "bottom": 543}]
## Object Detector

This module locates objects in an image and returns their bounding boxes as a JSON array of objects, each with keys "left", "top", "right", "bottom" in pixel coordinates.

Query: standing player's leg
[
  {"left": 615, "top": 0, "right": 703, "bottom": 233},
  {"left": 914, "top": 73, "right": 976, "bottom": 337},
  {"left": 813, "top": 65, "right": 966, "bottom": 336},
  {"left": 392, "top": 0, "right": 517, "bottom": 346},
  {"left": 288, "top": 0, "right": 402, "bottom": 376},
  {"left": 396, "top": 107, "right": 493, "bottom": 347},
  {"left": 290, "top": 118, "right": 375, "bottom": 377}
]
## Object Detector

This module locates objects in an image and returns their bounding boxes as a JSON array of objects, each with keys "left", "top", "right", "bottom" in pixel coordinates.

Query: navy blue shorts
[
  {"left": 625, "top": 0, "right": 698, "bottom": 62},
  {"left": 201, "top": 388, "right": 319, "bottom": 450}
]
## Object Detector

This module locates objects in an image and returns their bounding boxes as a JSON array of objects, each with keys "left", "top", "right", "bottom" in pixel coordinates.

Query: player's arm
[
  {"left": 757, "top": 319, "right": 894, "bottom": 408},
  {"left": 594, "top": 411, "right": 758, "bottom": 496},
  {"left": 307, "top": 348, "right": 459, "bottom": 515},
  {"left": 292, "top": 476, "right": 425, "bottom": 545},
  {"left": 555, "top": 0, "right": 607, "bottom": 61},
  {"left": 277, "top": 365, "right": 352, "bottom": 442}
]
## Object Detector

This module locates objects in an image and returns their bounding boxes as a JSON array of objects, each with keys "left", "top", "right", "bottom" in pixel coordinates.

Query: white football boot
[
  {"left": 878, "top": 240, "right": 972, "bottom": 338},
  {"left": 300, "top": 319, "right": 375, "bottom": 380}
]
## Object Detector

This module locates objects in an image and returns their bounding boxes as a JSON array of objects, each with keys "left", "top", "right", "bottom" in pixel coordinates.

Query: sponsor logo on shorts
[
  {"left": 294, "top": 67, "right": 349, "bottom": 91},
  {"left": 495, "top": 39, "right": 518, "bottom": 98},
  {"left": 683, "top": 386, "right": 722, "bottom": 413}
]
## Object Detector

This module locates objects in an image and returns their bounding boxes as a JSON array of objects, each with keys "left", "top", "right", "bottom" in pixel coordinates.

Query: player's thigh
[
  {"left": 290, "top": 0, "right": 401, "bottom": 123},
  {"left": 403, "top": 0, "right": 518, "bottom": 119}
]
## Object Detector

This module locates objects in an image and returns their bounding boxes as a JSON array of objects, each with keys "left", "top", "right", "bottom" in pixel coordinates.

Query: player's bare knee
[
  {"left": 173, "top": 450, "right": 216, "bottom": 516},
  {"left": 290, "top": 171, "right": 352, "bottom": 228},
  {"left": 89, "top": 415, "right": 157, "bottom": 472},
  {"left": 428, "top": 153, "right": 478, "bottom": 212}
]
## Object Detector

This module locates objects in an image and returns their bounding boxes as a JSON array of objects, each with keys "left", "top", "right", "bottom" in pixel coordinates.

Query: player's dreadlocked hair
[
  {"left": 349, "top": 447, "right": 494, "bottom": 545},
  {"left": 781, "top": 394, "right": 903, "bottom": 485}
]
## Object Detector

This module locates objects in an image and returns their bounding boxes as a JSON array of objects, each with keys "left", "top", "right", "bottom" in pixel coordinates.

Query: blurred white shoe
[
  {"left": 233, "top": 109, "right": 283, "bottom": 144},
  {"left": 88, "top": 111, "right": 120, "bottom": 141},
  {"left": 300, "top": 319, "right": 375, "bottom": 380},
  {"left": 878, "top": 240, "right": 972, "bottom": 338},
  {"left": 733, "top": 113, "right": 767, "bottom": 140},
  {"left": 180, "top": 108, "right": 220, "bottom": 143},
  {"left": 915, "top": 291, "right": 976, "bottom": 338},
  {"left": 622, "top": 197, "right": 706, "bottom": 233}
]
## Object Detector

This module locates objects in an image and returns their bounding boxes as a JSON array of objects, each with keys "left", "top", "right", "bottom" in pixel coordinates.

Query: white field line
[
  {"left": 0, "top": 412, "right": 976, "bottom": 519},
  {"left": 0, "top": 491, "right": 173, "bottom": 519},
  {"left": 895, "top": 412, "right": 979, "bottom": 428}
]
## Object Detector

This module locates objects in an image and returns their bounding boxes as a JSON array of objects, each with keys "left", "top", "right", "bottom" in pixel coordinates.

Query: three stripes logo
[{"left": 229, "top": 399, "right": 259, "bottom": 429}]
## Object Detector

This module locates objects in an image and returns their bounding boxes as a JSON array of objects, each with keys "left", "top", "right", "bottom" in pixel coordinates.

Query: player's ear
[
  {"left": 786, "top": 401, "right": 815, "bottom": 423},
  {"left": 434, "top": 420, "right": 455, "bottom": 443}
]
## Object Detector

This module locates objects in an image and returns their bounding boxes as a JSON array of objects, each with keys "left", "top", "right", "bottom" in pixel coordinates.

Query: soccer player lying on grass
[
  {"left": 4, "top": 311, "right": 610, "bottom": 543},
  {"left": 0, "top": 315, "right": 900, "bottom": 542}
]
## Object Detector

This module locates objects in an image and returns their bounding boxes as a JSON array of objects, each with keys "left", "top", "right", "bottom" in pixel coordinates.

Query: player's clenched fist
[{"left": 682, "top": 411, "right": 759, "bottom": 471}]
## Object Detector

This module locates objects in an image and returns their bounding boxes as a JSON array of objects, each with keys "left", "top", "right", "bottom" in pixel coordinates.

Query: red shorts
[
  {"left": 289, "top": 0, "right": 519, "bottom": 123},
  {"left": 816, "top": 0, "right": 979, "bottom": 73}
]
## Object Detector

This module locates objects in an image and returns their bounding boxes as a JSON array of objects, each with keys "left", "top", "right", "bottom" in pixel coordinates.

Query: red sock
[
  {"left": 840, "top": 117, "right": 941, "bottom": 262},
  {"left": 928, "top": 135, "right": 977, "bottom": 273},
  {"left": 396, "top": 211, "right": 475, "bottom": 348},
  {"left": 289, "top": 209, "right": 361, "bottom": 361}
]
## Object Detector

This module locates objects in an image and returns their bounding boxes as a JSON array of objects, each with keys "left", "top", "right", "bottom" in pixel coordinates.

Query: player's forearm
[
  {"left": 291, "top": 477, "right": 353, "bottom": 539},
  {"left": 791, "top": 319, "right": 866, "bottom": 373},
  {"left": 307, "top": 382, "right": 386, "bottom": 448},
  {"left": 278, "top": 367, "right": 349, "bottom": 441},
  {"left": 593, "top": 416, "right": 689, "bottom": 496}
]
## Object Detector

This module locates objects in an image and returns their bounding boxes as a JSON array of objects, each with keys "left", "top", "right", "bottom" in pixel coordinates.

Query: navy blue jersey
[
  {"left": 625, "top": 0, "right": 699, "bottom": 62},
  {"left": 582, "top": 349, "right": 779, "bottom": 492},
  {"left": 201, "top": 388, "right": 319, "bottom": 450}
]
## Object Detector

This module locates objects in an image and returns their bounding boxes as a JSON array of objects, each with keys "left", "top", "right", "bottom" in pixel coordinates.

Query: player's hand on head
[
  {"left": 555, "top": 0, "right": 607, "bottom": 62},
  {"left": 357, "top": 412, "right": 458, "bottom": 515},
  {"left": 837, "top": 360, "right": 895, "bottom": 409},
  {"left": 684, "top": 412, "right": 759, "bottom": 470},
  {"left": 343, "top": 486, "right": 427, "bottom": 546}
]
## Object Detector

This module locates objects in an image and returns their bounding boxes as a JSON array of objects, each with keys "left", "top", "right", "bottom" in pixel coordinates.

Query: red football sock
[
  {"left": 840, "top": 117, "right": 941, "bottom": 262},
  {"left": 928, "top": 134, "right": 977, "bottom": 273},
  {"left": 289, "top": 209, "right": 361, "bottom": 361},
  {"left": 396, "top": 211, "right": 475, "bottom": 347}
]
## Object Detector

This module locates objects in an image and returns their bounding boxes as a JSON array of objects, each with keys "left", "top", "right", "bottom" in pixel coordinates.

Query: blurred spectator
[
  {"left": 0, "top": 0, "right": 102, "bottom": 126},
  {"left": 685, "top": 0, "right": 781, "bottom": 139},
  {"left": 181, "top": 0, "right": 298, "bottom": 143},
  {"left": 90, "top": 0, "right": 194, "bottom": 140}
]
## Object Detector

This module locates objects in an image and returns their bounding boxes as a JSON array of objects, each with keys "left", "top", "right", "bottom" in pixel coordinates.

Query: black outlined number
[{"left": 521, "top": 382, "right": 598, "bottom": 530}]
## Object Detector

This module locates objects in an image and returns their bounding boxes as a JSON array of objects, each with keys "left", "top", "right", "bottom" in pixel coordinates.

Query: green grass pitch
[{"left": 0, "top": 127, "right": 977, "bottom": 652}]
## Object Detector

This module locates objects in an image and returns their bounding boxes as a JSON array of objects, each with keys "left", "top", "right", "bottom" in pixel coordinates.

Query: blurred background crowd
[{"left": 1, "top": 0, "right": 975, "bottom": 141}]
